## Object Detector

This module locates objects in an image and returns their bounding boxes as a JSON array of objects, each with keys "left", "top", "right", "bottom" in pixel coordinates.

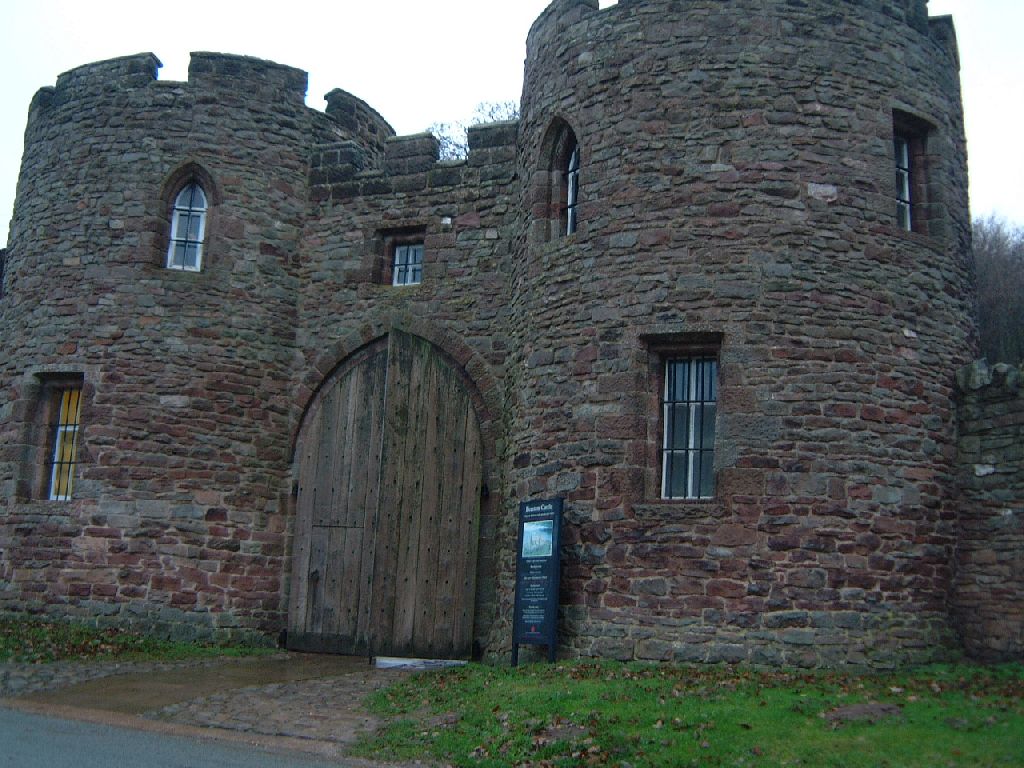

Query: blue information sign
[{"left": 512, "top": 498, "right": 563, "bottom": 665}]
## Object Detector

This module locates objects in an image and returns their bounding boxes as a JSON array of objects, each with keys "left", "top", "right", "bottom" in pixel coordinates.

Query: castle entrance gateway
[{"left": 287, "top": 330, "right": 483, "bottom": 659}]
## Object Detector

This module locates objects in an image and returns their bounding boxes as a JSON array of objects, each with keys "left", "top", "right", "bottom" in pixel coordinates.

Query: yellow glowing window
[{"left": 48, "top": 388, "right": 82, "bottom": 501}]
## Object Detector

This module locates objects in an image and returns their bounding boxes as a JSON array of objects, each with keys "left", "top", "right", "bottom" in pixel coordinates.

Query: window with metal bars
[
  {"left": 565, "top": 142, "right": 580, "bottom": 236},
  {"left": 894, "top": 134, "right": 913, "bottom": 231},
  {"left": 662, "top": 358, "right": 717, "bottom": 499},
  {"left": 392, "top": 243, "right": 423, "bottom": 286},
  {"left": 892, "top": 111, "right": 934, "bottom": 235},
  {"left": 166, "top": 183, "right": 207, "bottom": 271},
  {"left": 47, "top": 387, "right": 82, "bottom": 501}
]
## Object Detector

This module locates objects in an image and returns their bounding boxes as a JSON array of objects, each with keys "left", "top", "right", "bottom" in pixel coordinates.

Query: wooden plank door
[
  {"left": 287, "top": 341, "right": 388, "bottom": 654},
  {"left": 288, "top": 332, "right": 483, "bottom": 659},
  {"left": 369, "top": 330, "right": 483, "bottom": 659}
]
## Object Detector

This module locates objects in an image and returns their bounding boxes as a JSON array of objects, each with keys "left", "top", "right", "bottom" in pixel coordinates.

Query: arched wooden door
[{"left": 287, "top": 331, "right": 483, "bottom": 659}]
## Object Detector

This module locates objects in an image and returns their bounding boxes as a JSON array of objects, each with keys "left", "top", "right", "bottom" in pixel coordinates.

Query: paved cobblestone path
[
  {"left": 145, "top": 667, "right": 409, "bottom": 744},
  {"left": 2, "top": 654, "right": 414, "bottom": 756}
]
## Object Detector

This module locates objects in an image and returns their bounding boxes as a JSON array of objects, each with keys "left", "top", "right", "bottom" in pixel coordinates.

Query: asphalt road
[{"left": 0, "top": 707, "right": 353, "bottom": 768}]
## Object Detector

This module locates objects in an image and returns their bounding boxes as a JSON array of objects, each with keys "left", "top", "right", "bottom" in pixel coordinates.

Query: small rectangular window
[
  {"left": 892, "top": 111, "right": 934, "bottom": 235},
  {"left": 47, "top": 387, "right": 83, "bottom": 501},
  {"left": 662, "top": 358, "right": 717, "bottom": 499},
  {"left": 392, "top": 243, "right": 424, "bottom": 286}
]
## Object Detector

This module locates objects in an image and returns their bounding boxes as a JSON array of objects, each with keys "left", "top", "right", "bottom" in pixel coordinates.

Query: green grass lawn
[
  {"left": 0, "top": 613, "right": 275, "bottom": 664},
  {"left": 353, "top": 660, "right": 1024, "bottom": 767}
]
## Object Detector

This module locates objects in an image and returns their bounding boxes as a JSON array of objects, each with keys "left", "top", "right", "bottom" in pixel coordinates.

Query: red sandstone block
[
  {"left": 848, "top": 485, "right": 873, "bottom": 500},
  {"left": 151, "top": 576, "right": 182, "bottom": 591},
  {"left": 884, "top": 409, "right": 919, "bottom": 425},
  {"left": 708, "top": 202, "right": 740, "bottom": 217},
  {"left": 707, "top": 579, "right": 747, "bottom": 598},
  {"left": 833, "top": 349, "right": 865, "bottom": 364},
  {"left": 605, "top": 545, "right": 628, "bottom": 567},
  {"left": 872, "top": 518, "right": 914, "bottom": 535},
  {"left": 712, "top": 524, "right": 757, "bottom": 547},
  {"left": 860, "top": 405, "right": 885, "bottom": 422},
  {"left": 718, "top": 468, "right": 765, "bottom": 496},
  {"left": 682, "top": 595, "right": 721, "bottom": 611},
  {"left": 719, "top": 387, "right": 757, "bottom": 411},
  {"left": 603, "top": 593, "right": 637, "bottom": 609},
  {"left": 824, "top": 403, "right": 857, "bottom": 419}
]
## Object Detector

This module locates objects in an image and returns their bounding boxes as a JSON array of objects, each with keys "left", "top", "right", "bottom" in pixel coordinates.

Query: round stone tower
[
  {"left": 0, "top": 52, "right": 381, "bottom": 639},
  {"left": 509, "top": 0, "right": 973, "bottom": 666}
]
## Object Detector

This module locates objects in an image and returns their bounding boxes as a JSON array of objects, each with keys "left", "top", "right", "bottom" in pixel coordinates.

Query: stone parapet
[
  {"left": 187, "top": 52, "right": 308, "bottom": 105},
  {"left": 324, "top": 88, "right": 395, "bottom": 167}
]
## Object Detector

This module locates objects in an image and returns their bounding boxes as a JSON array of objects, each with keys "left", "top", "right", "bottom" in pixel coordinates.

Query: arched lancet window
[
  {"left": 166, "top": 183, "right": 207, "bottom": 271},
  {"left": 535, "top": 119, "right": 582, "bottom": 241}
]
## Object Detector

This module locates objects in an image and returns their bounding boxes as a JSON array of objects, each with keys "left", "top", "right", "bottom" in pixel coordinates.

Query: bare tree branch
[
  {"left": 974, "top": 215, "right": 1024, "bottom": 365},
  {"left": 428, "top": 101, "right": 520, "bottom": 161}
]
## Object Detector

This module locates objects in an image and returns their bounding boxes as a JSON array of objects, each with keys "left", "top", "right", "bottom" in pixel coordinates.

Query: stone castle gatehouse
[{"left": 1, "top": 0, "right": 1022, "bottom": 666}]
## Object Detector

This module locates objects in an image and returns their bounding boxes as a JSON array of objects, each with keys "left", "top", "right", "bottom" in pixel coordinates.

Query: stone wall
[{"left": 953, "top": 361, "right": 1024, "bottom": 660}]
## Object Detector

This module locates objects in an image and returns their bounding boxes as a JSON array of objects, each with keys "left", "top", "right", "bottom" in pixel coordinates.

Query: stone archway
[{"left": 287, "top": 330, "right": 483, "bottom": 659}]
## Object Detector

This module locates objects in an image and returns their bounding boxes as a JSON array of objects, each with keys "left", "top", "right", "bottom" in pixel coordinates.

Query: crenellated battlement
[
  {"left": 187, "top": 52, "right": 308, "bottom": 104},
  {"left": 27, "top": 51, "right": 308, "bottom": 126},
  {"left": 53, "top": 52, "right": 161, "bottom": 94},
  {"left": 308, "top": 119, "right": 519, "bottom": 205},
  {"left": 324, "top": 88, "right": 395, "bottom": 167},
  {"left": 26, "top": 53, "right": 160, "bottom": 123},
  {"left": 527, "top": 0, "right": 951, "bottom": 62}
]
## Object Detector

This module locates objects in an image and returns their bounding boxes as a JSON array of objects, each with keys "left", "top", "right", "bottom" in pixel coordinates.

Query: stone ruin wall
[{"left": 953, "top": 361, "right": 1024, "bottom": 660}]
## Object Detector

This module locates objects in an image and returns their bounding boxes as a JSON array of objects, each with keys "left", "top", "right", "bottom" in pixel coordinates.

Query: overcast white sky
[{"left": 1, "top": 0, "right": 1020, "bottom": 246}]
